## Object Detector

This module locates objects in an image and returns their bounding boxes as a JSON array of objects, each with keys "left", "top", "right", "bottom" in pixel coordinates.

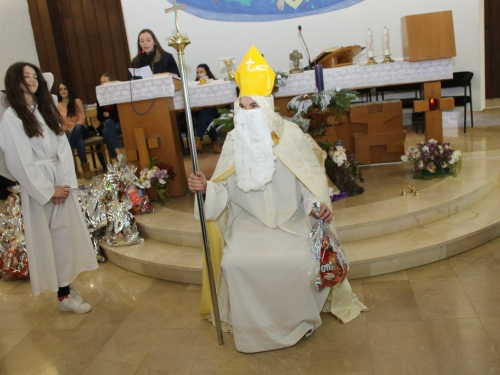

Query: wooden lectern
[
  {"left": 313, "top": 46, "right": 362, "bottom": 68},
  {"left": 116, "top": 80, "right": 188, "bottom": 197}
]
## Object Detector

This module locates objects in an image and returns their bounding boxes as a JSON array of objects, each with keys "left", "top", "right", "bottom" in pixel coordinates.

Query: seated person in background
[
  {"left": 57, "top": 82, "right": 91, "bottom": 179},
  {"left": 130, "top": 29, "right": 180, "bottom": 76},
  {"left": 194, "top": 64, "right": 221, "bottom": 154},
  {"left": 97, "top": 72, "right": 124, "bottom": 164}
]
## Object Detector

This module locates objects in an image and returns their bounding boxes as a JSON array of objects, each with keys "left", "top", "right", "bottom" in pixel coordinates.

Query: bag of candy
[{"left": 310, "top": 201, "right": 349, "bottom": 291}]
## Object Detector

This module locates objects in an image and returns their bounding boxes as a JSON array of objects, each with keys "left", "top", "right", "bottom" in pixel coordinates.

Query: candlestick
[
  {"left": 383, "top": 26, "right": 390, "bottom": 55},
  {"left": 366, "top": 28, "right": 374, "bottom": 58},
  {"left": 314, "top": 64, "right": 324, "bottom": 92}
]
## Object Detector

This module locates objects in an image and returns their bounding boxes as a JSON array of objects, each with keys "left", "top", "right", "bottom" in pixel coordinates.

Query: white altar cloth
[{"left": 96, "top": 58, "right": 453, "bottom": 108}]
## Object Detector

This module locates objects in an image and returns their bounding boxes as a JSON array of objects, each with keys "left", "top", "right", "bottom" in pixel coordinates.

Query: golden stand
[
  {"left": 222, "top": 59, "right": 235, "bottom": 81},
  {"left": 165, "top": 0, "right": 224, "bottom": 346},
  {"left": 382, "top": 55, "right": 395, "bottom": 63},
  {"left": 366, "top": 56, "right": 377, "bottom": 65}
]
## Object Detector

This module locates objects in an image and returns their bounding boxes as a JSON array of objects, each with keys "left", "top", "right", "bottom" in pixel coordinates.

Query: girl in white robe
[{"left": 0, "top": 62, "right": 98, "bottom": 313}]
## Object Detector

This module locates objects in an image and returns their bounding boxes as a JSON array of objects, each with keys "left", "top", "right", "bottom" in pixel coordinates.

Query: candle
[
  {"left": 429, "top": 97, "right": 439, "bottom": 111},
  {"left": 383, "top": 26, "right": 390, "bottom": 55},
  {"left": 366, "top": 29, "right": 374, "bottom": 57},
  {"left": 315, "top": 64, "right": 324, "bottom": 92}
]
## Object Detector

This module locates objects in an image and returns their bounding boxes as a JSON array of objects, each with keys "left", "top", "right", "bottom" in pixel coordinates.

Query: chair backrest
[
  {"left": 84, "top": 105, "right": 100, "bottom": 133},
  {"left": 441, "top": 71, "right": 473, "bottom": 89}
]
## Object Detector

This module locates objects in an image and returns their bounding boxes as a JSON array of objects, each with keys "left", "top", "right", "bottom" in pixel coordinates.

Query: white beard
[{"left": 230, "top": 109, "right": 277, "bottom": 192}]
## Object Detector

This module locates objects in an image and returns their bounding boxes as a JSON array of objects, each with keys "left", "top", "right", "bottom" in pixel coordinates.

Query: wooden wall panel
[
  {"left": 485, "top": 0, "right": 500, "bottom": 99},
  {"left": 27, "top": 0, "right": 72, "bottom": 93},
  {"left": 28, "top": 0, "right": 130, "bottom": 105}
]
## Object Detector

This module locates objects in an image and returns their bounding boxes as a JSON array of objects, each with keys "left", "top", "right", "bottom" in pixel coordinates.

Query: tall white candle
[
  {"left": 367, "top": 28, "right": 374, "bottom": 57},
  {"left": 383, "top": 26, "right": 390, "bottom": 55}
]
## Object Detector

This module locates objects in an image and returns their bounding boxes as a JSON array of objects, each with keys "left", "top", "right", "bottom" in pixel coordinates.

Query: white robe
[
  {"left": 0, "top": 107, "right": 98, "bottom": 295},
  {"left": 205, "top": 160, "right": 330, "bottom": 353}
]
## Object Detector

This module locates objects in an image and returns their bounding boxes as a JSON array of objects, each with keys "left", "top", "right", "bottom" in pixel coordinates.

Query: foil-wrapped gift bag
[{"left": 310, "top": 201, "right": 349, "bottom": 291}]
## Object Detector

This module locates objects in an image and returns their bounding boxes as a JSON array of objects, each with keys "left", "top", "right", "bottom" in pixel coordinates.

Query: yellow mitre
[{"left": 234, "top": 45, "right": 275, "bottom": 97}]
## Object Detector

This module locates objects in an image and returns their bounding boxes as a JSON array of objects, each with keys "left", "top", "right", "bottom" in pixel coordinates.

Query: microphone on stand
[
  {"left": 129, "top": 53, "right": 143, "bottom": 81},
  {"left": 298, "top": 25, "right": 313, "bottom": 70}
]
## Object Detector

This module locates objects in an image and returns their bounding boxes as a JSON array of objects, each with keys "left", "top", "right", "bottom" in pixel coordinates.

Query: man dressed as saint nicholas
[{"left": 188, "top": 45, "right": 367, "bottom": 353}]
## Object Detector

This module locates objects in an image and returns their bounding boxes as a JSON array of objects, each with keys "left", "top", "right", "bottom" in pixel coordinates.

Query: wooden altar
[{"left": 96, "top": 59, "right": 454, "bottom": 181}]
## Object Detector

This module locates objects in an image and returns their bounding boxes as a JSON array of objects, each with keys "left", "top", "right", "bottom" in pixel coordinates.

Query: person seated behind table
[
  {"left": 57, "top": 81, "right": 92, "bottom": 179},
  {"left": 194, "top": 64, "right": 221, "bottom": 154},
  {"left": 130, "top": 28, "right": 180, "bottom": 76},
  {"left": 97, "top": 72, "right": 124, "bottom": 164},
  {"left": 187, "top": 46, "right": 366, "bottom": 353},
  {"left": 0, "top": 62, "right": 98, "bottom": 313}
]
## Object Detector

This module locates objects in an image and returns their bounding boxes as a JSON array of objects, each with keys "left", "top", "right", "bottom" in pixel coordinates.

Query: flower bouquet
[
  {"left": 401, "top": 139, "right": 462, "bottom": 179},
  {"left": 318, "top": 140, "right": 364, "bottom": 196},
  {"left": 139, "top": 157, "right": 175, "bottom": 202}
]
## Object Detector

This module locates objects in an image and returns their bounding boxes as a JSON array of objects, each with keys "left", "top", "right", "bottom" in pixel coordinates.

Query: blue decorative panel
[{"left": 169, "top": 0, "right": 364, "bottom": 22}]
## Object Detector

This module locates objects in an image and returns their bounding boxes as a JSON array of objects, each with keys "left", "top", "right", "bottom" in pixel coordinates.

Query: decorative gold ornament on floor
[
  {"left": 382, "top": 55, "right": 394, "bottom": 63},
  {"left": 366, "top": 56, "right": 377, "bottom": 65},
  {"left": 401, "top": 187, "right": 407, "bottom": 196},
  {"left": 414, "top": 189, "right": 420, "bottom": 196}
]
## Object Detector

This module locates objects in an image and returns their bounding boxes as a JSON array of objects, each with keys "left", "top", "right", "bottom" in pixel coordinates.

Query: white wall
[
  {"left": 0, "top": 0, "right": 39, "bottom": 90},
  {"left": 0, "top": 1, "right": 483, "bottom": 108},
  {"left": 121, "top": 0, "right": 483, "bottom": 109}
]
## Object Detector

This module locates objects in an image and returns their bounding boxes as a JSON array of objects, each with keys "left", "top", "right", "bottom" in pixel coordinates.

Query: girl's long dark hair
[
  {"left": 195, "top": 64, "right": 216, "bottom": 81},
  {"left": 57, "top": 81, "right": 77, "bottom": 118},
  {"left": 131, "top": 29, "right": 168, "bottom": 66},
  {"left": 4, "top": 62, "right": 63, "bottom": 138}
]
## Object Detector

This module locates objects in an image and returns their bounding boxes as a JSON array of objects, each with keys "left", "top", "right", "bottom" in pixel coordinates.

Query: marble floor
[{"left": 2, "top": 108, "right": 500, "bottom": 374}]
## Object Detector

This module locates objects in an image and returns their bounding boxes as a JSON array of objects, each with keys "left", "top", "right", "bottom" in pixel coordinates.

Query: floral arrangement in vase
[
  {"left": 318, "top": 140, "right": 364, "bottom": 197},
  {"left": 287, "top": 88, "right": 358, "bottom": 137},
  {"left": 139, "top": 157, "right": 175, "bottom": 202},
  {"left": 401, "top": 139, "right": 462, "bottom": 179}
]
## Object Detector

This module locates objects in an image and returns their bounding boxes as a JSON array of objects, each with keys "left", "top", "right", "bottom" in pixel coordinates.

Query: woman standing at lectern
[{"left": 130, "top": 29, "right": 180, "bottom": 76}]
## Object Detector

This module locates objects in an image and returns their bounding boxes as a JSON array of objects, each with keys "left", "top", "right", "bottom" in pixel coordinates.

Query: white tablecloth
[{"left": 95, "top": 58, "right": 453, "bottom": 109}]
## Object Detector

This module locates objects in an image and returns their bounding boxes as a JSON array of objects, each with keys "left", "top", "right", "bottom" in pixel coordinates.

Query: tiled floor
[
  {"left": 2, "top": 243, "right": 500, "bottom": 374},
  {"left": 2, "top": 108, "right": 500, "bottom": 374}
]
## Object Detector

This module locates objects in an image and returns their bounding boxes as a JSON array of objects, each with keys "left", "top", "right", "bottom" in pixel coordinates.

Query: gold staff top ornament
[{"left": 234, "top": 45, "right": 275, "bottom": 97}]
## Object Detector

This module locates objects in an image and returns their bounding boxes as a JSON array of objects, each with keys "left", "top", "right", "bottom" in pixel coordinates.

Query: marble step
[
  {"left": 134, "top": 157, "right": 500, "bottom": 245},
  {"left": 102, "top": 181, "right": 500, "bottom": 284},
  {"left": 101, "top": 239, "right": 202, "bottom": 285},
  {"left": 335, "top": 158, "right": 500, "bottom": 242}
]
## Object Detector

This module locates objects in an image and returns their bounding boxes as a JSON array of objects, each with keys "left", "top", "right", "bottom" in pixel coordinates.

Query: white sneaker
[
  {"left": 117, "top": 154, "right": 126, "bottom": 166},
  {"left": 58, "top": 296, "right": 92, "bottom": 314},
  {"left": 69, "top": 285, "right": 84, "bottom": 302}
]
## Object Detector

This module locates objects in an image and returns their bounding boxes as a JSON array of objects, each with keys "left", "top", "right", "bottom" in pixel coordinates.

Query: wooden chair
[
  {"left": 375, "top": 83, "right": 423, "bottom": 109},
  {"left": 72, "top": 106, "right": 107, "bottom": 173},
  {"left": 441, "top": 71, "right": 474, "bottom": 133}
]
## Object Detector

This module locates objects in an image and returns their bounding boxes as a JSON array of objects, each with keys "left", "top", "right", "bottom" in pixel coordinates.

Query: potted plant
[
  {"left": 287, "top": 88, "right": 358, "bottom": 137},
  {"left": 139, "top": 157, "right": 176, "bottom": 202}
]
